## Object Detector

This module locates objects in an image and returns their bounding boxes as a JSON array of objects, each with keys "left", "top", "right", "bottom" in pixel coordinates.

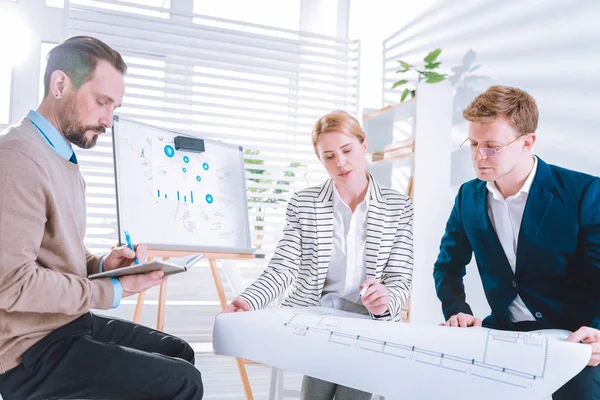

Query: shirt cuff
[
  {"left": 98, "top": 255, "right": 105, "bottom": 273},
  {"left": 109, "top": 278, "right": 122, "bottom": 309}
]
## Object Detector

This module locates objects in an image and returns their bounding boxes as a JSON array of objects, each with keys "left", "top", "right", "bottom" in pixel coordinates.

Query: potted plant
[{"left": 392, "top": 48, "right": 447, "bottom": 102}]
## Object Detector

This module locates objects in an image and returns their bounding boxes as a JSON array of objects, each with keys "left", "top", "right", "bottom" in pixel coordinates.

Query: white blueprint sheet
[{"left": 213, "top": 307, "right": 591, "bottom": 400}]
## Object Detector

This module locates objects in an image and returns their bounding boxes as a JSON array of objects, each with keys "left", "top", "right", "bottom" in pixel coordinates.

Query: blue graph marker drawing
[
  {"left": 182, "top": 167, "right": 187, "bottom": 173},
  {"left": 164, "top": 145, "right": 175, "bottom": 158},
  {"left": 177, "top": 191, "right": 180, "bottom": 201},
  {"left": 165, "top": 194, "right": 168, "bottom": 199},
  {"left": 203, "top": 162, "right": 209, "bottom": 170},
  {"left": 157, "top": 190, "right": 160, "bottom": 198},
  {"left": 183, "top": 156, "right": 189, "bottom": 163},
  {"left": 184, "top": 196, "right": 187, "bottom": 202},
  {"left": 196, "top": 176, "right": 201, "bottom": 182},
  {"left": 206, "top": 194, "right": 213, "bottom": 204},
  {"left": 191, "top": 191, "right": 194, "bottom": 203}
]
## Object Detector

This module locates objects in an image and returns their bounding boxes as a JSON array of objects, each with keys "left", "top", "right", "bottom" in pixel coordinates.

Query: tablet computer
[{"left": 88, "top": 260, "right": 186, "bottom": 280}]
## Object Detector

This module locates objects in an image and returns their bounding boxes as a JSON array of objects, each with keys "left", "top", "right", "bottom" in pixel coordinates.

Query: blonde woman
[{"left": 224, "top": 110, "right": 414, "bottom": 400}]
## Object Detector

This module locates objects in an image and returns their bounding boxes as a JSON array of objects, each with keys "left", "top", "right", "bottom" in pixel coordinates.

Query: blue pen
[{"left": 123, "top": 230, "right": 140, "bottom": 265}]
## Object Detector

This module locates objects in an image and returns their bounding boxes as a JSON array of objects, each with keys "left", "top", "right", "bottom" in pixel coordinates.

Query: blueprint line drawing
[
  {"left": 213, "top": 307, "right": 591, "bottom": 400},
  {"left": 283, "top": 313, "right": 549, "bottom": 389}
]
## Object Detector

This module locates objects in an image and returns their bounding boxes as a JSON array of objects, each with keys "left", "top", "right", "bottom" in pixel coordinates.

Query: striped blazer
[{"left": 239, "top": 176, "right": 414, "bottom": 321}]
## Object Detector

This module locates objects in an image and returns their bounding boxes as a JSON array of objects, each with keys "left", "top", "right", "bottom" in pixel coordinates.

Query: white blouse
[{"left": 320, "top": 184, "right": 369, "bottom": 314}]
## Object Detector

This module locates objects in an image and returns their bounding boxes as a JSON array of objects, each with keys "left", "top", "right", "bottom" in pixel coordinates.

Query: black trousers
[
  {"left": 512, "top": 321, "right": 600, "bottom": 400},
  {"left": 0, "top": 313, "right": 203, "bottom": 400}
]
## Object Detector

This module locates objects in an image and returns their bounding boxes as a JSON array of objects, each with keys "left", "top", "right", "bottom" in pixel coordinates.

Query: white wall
[{"left": 351, "top": 0, "right": 600, "bottom": 324}]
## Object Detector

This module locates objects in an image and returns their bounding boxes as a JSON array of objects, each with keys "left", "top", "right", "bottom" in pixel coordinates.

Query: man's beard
[{"left": 59, "top": 100, "right": 105, "bottom": 149}]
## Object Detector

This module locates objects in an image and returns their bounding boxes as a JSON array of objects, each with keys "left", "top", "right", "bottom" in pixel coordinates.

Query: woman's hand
[
  {"left": 359, "top": 278, "right": 390, "bottom": 316},
  {"left": 222, "top": 297, "right": 252, "bottom": 313}
]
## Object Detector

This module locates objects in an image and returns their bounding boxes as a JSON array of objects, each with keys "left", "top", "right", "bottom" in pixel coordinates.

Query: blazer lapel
[
  {"left": 316, "top": 179, "right": 333, "bottom": 203},
  {"left": 474, "top": 180, "right": 493, "bottom": 231},
  {"left": 515, "top": 158, "right": 556, "bottom": 276},
  {"left": 366, "top": 175, "right": 386, "bottom": 279},
  {"left": 315, "top": 179, "right": 334, "bottom": 292}
]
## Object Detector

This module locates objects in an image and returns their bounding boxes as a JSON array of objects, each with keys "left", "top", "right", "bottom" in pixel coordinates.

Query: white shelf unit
[{"left": 363, "top": 98, "right": 415, "bottom": 192}]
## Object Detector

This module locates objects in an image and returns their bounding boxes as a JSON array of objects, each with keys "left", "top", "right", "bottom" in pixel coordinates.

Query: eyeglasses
[{"left": 460, "top": 135, "right": 524, "bottom": 158}]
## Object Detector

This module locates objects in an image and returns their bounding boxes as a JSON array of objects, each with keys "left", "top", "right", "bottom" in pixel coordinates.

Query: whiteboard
[{"left": 112, "top": 117, "right": 254, "bottom": 254}]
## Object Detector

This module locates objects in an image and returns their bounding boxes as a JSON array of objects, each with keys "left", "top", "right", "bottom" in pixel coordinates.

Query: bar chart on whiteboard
[{"left": 151, "top": 139, "right": 214, "bottom": 206}]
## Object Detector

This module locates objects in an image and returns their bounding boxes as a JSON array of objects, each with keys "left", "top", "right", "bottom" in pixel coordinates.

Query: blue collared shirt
[
  {"left": 27, "top": 110, "right": 122, "bottom": 308},
  {"left": 27, "top": 110, "right": 76, "bottom": 162}
]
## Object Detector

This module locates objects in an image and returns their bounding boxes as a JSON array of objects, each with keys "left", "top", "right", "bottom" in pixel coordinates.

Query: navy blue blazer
[{"left": 434, "top": 157, "right": 600, "bottom": 331}]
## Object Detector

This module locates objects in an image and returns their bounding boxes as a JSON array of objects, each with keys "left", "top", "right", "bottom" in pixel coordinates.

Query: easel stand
[{"left": 132, "top": 249, "right": 256, "bottom": 400}]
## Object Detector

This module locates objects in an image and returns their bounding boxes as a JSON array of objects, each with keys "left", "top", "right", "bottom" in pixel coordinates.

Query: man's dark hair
[{"left": 43, "top": 36, "right": 127, "bottom": 98}]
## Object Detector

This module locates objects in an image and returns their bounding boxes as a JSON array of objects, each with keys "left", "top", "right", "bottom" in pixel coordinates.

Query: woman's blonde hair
[{"left": 311, "top": 110, "right": 365, "bottom": 149}]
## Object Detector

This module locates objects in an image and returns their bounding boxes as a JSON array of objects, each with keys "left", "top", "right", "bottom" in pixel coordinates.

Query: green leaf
[
  {"left": 424, "top": 48, "right": 442, "bottom": 64},
  {"left": 391, "top": 79, "right": 408, "bottom": 89},
  {"left": 424, "top": 71, "right": 446, "bottom": 83},
  {"left": 425, "top": 61, "right": 441, "bottom": 70},
  {"left": 396, "top": 60, "right": 411, "bottom": 72},
  {"left": 400, "top": 88, "right": 411, "bottom": 102}
]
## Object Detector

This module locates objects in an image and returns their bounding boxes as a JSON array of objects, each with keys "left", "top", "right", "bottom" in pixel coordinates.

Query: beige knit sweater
[{"left": 0, "top": 118, "right": 114, "bottom": 373}]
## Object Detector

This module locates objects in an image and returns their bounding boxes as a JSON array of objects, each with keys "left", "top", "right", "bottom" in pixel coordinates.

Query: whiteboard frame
[{"left": 112, "top": 116, "right": 255, "bottom": 254}]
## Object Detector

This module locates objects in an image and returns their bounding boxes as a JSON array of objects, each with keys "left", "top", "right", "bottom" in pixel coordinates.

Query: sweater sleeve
[
  {"left": 0, "top": 150, "right": 114, "bottom": 314},
  {"left": 85, "top": 249, "right": 102, "bottom": 276}
]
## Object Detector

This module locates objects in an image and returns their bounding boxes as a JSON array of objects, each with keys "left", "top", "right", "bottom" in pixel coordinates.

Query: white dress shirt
[
  {"left": 320, "top": 185, "right": 369, "bottom": 314},
  {"left": 486, "top": 156, "right": 538, "bottom": 322}
]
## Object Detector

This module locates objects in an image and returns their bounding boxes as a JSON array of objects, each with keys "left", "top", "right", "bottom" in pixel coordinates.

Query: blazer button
[
  {"left": 511, "top": 281, "right": 517, "bottom": 288},
  {"left": 535, "top": 312, "right": 543, "bottom": 319}
]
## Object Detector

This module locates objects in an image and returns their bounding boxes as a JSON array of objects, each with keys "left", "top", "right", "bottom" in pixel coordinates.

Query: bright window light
[
  {"left": 0, "top": 4, "right": 32, "bottom": 124},
  {"left": 46, "top": 0, "right": 65, "bottom": 8},
  {"left": 71, "top": 0, "right": 170, "bottom": 18},
  {"left": 0, "top": 8, "right": 32, "bottom": 67},
  {"left": 193, "top": 0, "right": 300, "bottom": 31}
]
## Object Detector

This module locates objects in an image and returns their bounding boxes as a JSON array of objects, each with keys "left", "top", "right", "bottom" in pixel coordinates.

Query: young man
[
  {"left": 434, "top": 85, "right": 599, "bottom": 399},
  {"left": 0, "top": 36, "right": 203, "bottom": 399}
]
